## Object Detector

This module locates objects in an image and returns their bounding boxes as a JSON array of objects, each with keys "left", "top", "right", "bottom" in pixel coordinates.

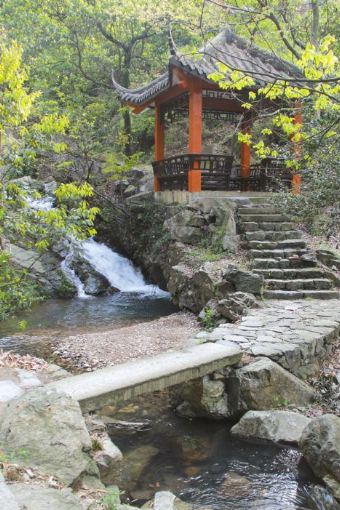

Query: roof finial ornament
[{"left": 167, "top": 22, "right": 177, "bottom": 57}]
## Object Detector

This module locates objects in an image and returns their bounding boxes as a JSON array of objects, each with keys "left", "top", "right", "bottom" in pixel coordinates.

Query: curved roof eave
[{"left": 111, "top": 26, "right": 304, "bottom": 106}]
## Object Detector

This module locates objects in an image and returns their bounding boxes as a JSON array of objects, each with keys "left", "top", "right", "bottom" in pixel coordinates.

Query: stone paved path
[{"left": 195, "top": 299, "right": 340, "bottom": 379}]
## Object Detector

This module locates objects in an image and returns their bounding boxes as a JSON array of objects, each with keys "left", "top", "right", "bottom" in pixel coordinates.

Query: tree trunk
[{"left": 311, "top": 0, "right": 320, "bottom": 48}]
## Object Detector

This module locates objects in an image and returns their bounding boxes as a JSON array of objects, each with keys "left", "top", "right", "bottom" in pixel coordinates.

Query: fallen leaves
[{"left": 0, "top": 350, "right": 49, "bottom": 372}]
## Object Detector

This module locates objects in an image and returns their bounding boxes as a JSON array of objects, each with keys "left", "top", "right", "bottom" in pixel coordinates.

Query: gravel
[{"left": 51, "top": 312, "right": 200, "bottom": 371}]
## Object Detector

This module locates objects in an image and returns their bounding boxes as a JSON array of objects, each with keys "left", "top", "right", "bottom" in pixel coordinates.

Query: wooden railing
[
  {"left": 231, "top": 158, "right": 292, "bottom": 191},
  {"left": 152, "top": 154, "right": 233, "bottom": 191},
  {"left": 152, "top": 154, "right": 292, "bottom": 192}
]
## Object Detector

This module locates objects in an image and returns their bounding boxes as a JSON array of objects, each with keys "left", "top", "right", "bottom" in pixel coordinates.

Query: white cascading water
[
  {"left": 81, "top": 238, "right": 166, "bottom": 295},
  {"left": 60, "top": 252, "right": 88, "bottom": 299},
  {"left": 27, "top": 193, "right": 167, "bottom": 298},
  {"left": 27, "top": 196, "right": 55, "bottom": 211}
]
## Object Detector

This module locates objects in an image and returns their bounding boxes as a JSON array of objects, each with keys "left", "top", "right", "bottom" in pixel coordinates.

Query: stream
[
  {"left": 105, "top": 392, "right": 333, "bottom": 510},
  {"left": 0, "top": 192, "right": 337, "bottom": 510}
]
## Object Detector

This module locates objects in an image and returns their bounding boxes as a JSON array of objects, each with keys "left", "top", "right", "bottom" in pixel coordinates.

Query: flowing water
[
  {"left": 2, "top": 190, "right": 336, "bottom": 509},
  {"left": 81, "top": 238, "right": 166, "bottom": 295},
  {"left": 0, "top": 193, "right": 173, "bottom": 352},
  {"left": 107, "top": 393, "right": 337, "bottom": 510}
]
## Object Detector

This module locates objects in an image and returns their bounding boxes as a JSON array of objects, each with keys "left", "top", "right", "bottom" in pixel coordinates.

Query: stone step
[
  {"left": 241, "top": 222, "right": 297, "bottom": 232},
  {"left": 252, "top": 258, "right": 317, "bottom": 269},
  {"left": 238, "top": 207, "right": 280, "bottom": 215},
  {"left": 239, "top": 214, "right": 290, "bottom": 223},
  {"left": 243, "top": 230, "right": 303, "bottom": 242},
  {"left": 252, "top": 258, "right": 291, "bottom": 269},
  {"left": 253, "top": 268, "right": 326, "bottom": 279},
  {"left": 265, "top": 278, "right": 333, "bottom": 291},
  {"left": 246, "top": 239, "right": 306, "bottom": 250},
  {"left": 263, "top": 290, "right": 339, "bottom": 300},
  {"left": 250, "top": 248, "right": 309, "bottom": 259}
]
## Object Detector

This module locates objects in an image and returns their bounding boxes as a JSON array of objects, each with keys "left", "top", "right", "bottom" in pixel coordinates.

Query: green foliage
[
  {"left": 0, "top": 446, "right": 30, "bottom": 464},
  {"left": 273, "top": 144, "right": 340, "bottom": 239},
  {"left": 201, "top": 307, "right": 216, "bottom": 331},
  {"left": 91, "top": 438, "right": 102, "bottom": 452},
  {"left": 0, "top": 40, "right": 99, "bottom": 319},
  {"left": 0, "top": 251, "right": 42, "bottom": 321},
  {"left": 190, "top": 246, "right": 224, "bottom": 263},
  {"left": 271, "top": 395, "right": 289, "bottom": 409},
  {"left": 101, "top": 486, "right": 122, "bottom": 510}
]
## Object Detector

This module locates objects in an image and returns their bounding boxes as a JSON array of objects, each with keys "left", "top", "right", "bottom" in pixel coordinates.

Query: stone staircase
[{"left": 237, "top": 204, "right": 339, "bottom": 300}]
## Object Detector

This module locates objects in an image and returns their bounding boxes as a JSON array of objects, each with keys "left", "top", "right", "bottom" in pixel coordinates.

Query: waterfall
[
  {"left": 26, "top": 196, "right": 55, "bottom": 211},
  {"left": 81, "top": 238, "right": 167, "bottom": 295},
  {"left": 60, "top": 253, "right": 88, "bottom": 299},
  {"left": 27, "top": 189, "right": 168, "bottom": 298}
]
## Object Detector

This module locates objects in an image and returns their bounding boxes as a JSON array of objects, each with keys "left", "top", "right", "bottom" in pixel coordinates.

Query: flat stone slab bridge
[{"left": 48, "top": 343, "right": 241, "bottom": 412}]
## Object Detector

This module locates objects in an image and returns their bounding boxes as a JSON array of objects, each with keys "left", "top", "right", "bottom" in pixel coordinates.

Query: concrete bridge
[{"left": 47, "top": 343, "right": 242, "bottom": 412}]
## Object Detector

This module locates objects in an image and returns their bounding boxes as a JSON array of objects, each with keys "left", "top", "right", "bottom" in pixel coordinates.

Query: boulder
[
  {"left": 175, "top": 375, "right": 230, "bottom": 420},
  {"left": 219, "top": 472, "right": 252, "bottom": 499},
  {"left": 199, "top": 293, "right": 257, "bottom": 325},
  {"left": 233, "top": 358, "right": 315, "bottom": 413},
  {"left": 231, "top": 410, "right": 311, "bottom": 444},
  {"left": 93, "top": 435, "right": 123, "bottom": 484},
  {"left": 72, "top": 254, "right": 114, "bottom": 296},
  {"left": 224, "top": 268, "right": 264, "bottom": 296},
  {"left": 316, "top": 249, "right": 340, "bottom": 271},
  {"left": 305, "top": 486, "right": 340, "bottom": 510},
  {"left": 164, "top": 198, "right": 237, "bottom": 251},
  {"left": 8, "top": 243, "right": 71, "bottom": 297},
  {"left": 0, "top": 473, "right": 19, "bottom": 510},
  {"left": 216, "top": 292, "right": 258, "bottom": 322},
  {"left": 143, "top": 491, "right": 193, "bottom": 510},
  {"left": 9, "top": 484, "right": 84, "bottom": 510},
  {"left": 120, "top": 445, "right": 159, "bottom": 487},
  {"left": 123, "top": 184, "right": 138, "bottom": 198},
  {"left": 164, "top": 209, "right": 205, "bottom": 244},
  {"left": 300, "top": 414, "right": 340, "bottom": 500},
  {"left": 168, "top": 259, "right": 235, "bottom": 313},
  {"left": 0, "top": 388, "right": 99, "bottom": 486},
  {"left": 176, "top": 435, "right": 212, "bottom": 462}
]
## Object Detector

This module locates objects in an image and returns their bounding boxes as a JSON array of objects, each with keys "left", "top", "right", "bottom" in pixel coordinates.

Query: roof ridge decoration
[
  {"left": 112, "top": 25, "right": 303, "bottom": 106},
  {"left": 167, "top": 22, "right": 178, "bottom": 57}
]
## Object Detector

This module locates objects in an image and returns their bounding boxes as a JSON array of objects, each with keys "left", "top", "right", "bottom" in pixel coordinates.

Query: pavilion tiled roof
[{"left": 112, "top": 27, "right": 302, "bottom": 106}]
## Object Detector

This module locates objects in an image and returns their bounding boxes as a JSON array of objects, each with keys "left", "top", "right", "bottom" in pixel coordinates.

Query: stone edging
[{"left": 194, "top": 299, "right": 340, "bottom": 379}]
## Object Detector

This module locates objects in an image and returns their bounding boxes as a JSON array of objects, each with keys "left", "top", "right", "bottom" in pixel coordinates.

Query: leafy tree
[{"left": 0, "top": 39, "right": 99, "bottom": 319}]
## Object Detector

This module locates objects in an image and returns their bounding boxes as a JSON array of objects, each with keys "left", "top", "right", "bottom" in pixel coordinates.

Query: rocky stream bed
[{"left": 3, "top": 183, "right": 340, "bottom": 509}]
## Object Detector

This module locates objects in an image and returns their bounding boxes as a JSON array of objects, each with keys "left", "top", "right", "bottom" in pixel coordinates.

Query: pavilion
[{"left": 112, "top": 27, "right": 302, "bottom": 194}]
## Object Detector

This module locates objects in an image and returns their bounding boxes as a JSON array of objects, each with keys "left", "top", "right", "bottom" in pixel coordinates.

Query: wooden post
[
  {"left": 292, "top": 101, "right": 302, "bottom": 195},
  {"left": 240, "top": 112, "right": 252, "bottom": 180},
  {"left": 188, "top": 83, "right": 202, "bottom": 192},
  {"left": 154, "top": 103, "right": 165, "bottom": 192}
]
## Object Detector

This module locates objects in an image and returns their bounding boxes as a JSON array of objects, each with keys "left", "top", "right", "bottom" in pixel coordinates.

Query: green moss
[{"left": 189, "top": 247, "right": 225, "bottom": 262}]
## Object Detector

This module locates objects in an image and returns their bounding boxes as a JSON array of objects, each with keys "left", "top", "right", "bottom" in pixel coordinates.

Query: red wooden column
[
  {"left": 188, "top": 83, "right": 203, "bottom": 192},
  {"left": 292, "top": 101, "right": 303, "bottom": 195},
  {"left": 240, "top": 111, "right": 252, "bottom": 180},
  {"left": 154, "top": 102, "right": 165, "bottom": 192}
]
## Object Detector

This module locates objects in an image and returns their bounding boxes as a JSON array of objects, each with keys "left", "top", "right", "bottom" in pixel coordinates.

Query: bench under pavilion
[{"left": 112, "top": 27, "right": 302, "bottom": 195}]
